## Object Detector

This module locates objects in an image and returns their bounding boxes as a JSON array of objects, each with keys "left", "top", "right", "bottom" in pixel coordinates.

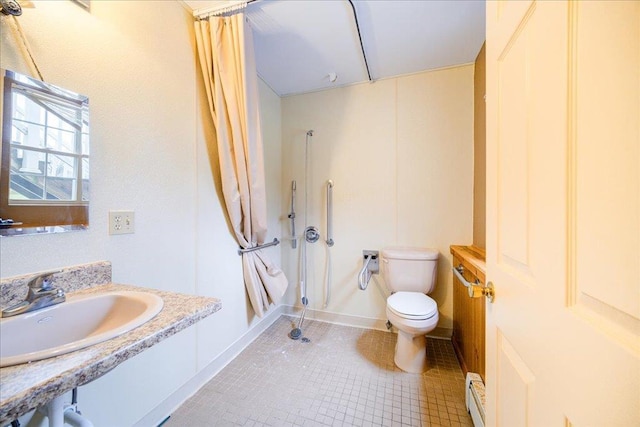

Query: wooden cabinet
[{"left": 450, "top": 245, "right": 486, "bottom": 382}]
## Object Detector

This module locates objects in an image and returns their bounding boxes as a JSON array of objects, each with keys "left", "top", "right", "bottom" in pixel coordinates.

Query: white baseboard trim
[
  {"left": 281, "top": 305, "right": 452, "bottom": 339},
  {"left": 281, "top": 304, "right": 391, "bottom": 331},
  {"left": 134, "top": 305, "right": 284, "bottom": 427}
]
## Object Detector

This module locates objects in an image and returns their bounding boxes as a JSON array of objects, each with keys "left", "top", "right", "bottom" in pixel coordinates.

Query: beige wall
[
  {"left": 0, "top": 1, "right": 281, "bottom": 425},
  {"left": 473, "top": 43, "right": 487, "bottom": 249},
  {"left": 281, "top": 65, "right": 474, "bottom": 333}
]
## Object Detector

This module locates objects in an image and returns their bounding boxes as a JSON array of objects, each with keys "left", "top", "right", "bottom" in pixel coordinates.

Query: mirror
[{"left": 0, "top": 69, "right": 89, "bottom": 236}]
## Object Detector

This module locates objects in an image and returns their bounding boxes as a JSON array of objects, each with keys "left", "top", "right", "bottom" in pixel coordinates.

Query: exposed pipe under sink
[{"left": 11, "top": 389, "right": 95, "bottom": 427}]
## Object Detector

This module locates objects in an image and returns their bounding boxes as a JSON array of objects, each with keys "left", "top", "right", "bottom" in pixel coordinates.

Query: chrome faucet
[{"left": 1, "top": 272, "right": 66, "bottom": 318}]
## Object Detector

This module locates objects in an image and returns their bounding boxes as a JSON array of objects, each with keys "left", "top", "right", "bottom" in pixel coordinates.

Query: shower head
[{"left": 306, "top": 130, "right": 314, "bottom": 137}]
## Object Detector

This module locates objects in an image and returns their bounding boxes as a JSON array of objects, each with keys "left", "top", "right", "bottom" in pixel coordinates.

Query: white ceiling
[{"left": 185, "top": 0, "right": 486, "bottom": 97}]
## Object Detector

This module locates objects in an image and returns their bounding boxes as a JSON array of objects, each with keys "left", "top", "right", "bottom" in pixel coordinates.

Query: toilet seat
[{"left": 387, "top": 291, "right": 437, "bottom": 320}]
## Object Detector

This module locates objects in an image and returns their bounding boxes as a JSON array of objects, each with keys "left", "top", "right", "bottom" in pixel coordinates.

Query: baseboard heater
[{"left": 466, "top": 373, "right": 485, "bottom": 427}]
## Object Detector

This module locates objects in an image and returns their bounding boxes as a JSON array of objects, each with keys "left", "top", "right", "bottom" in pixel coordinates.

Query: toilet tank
[{"left": 381, "top": 247, "right": 439, "bottom": 294}]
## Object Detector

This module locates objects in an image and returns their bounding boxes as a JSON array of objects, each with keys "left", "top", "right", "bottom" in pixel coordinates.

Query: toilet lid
[{"left": 387, "top": 292, "right": 438, "bottom": 320}]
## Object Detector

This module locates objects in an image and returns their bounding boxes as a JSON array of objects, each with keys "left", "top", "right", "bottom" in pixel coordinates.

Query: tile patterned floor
[{"left": 166, "top": 316, "right": 472, "bottom": 426}]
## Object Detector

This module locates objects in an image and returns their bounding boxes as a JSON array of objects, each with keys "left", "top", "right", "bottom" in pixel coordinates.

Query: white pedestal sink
[{"left": 0, "top": 291, "right": 163, "bottom": 367}]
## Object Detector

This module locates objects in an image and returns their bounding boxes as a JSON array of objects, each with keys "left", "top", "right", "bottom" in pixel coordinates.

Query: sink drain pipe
[
  {"left": 63, "top": 408, "right": 94, "bottom": 427},
  {"left": 35, "top": 389, "right": 94, "bottom": 427}
]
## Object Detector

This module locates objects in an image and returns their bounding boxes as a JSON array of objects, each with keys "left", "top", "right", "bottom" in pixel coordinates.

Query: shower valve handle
[{"left": 305, "top": 226, "right": 320, "bottom": 243}]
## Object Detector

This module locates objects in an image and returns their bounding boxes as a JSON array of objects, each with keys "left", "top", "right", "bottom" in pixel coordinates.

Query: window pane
[
  {"left": 10, "top": 146, "right": 45, "bottom": 175},
  {"left": 11, "top": 121, "right": 45, "bottom": 148},
  {"left": 81, "top": 158, "right": 89, "bottom": 202},
  {"left": 46, "top": 176, "right": 76, "bottom": 201},
  {"left": 46, "top": 154, "right": 77, "bottom": 201},
  {"left": 81, "top": 158, "right": 89, "bottom": 180},
  {"left": 46, "top": 111, "right": 75, "bottom": 133},
  {"left": 9, "top": 147, "right": 45, "bottom": 200},
  {"left": 48, "top": 154, "right": 76, "bottom": 179},
  {"left": 12, "top": 92, "right": 45, "bottom": 124},
  {"left": 46, "top": 127, "right": 76, "bottom": 153},
  {"left": 81, "top": 129, "right": 89, "bottom": 155},
  {"left": 9, "top": 174, "right": 44, "bottom": 200}
]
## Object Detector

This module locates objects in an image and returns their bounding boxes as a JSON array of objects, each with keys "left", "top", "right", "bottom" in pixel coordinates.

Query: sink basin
[{"left": 0, "top": 291, "right": 163, "bottom": 367}]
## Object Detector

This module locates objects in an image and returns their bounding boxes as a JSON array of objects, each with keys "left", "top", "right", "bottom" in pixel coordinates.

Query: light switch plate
[{"left": 109, "top": 210, "right": 135, "bottom": 235}]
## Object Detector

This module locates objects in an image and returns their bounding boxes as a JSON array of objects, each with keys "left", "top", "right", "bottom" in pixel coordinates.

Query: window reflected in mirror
[{"left": 1, "top": 69, "right": 89, "bottom": 236}]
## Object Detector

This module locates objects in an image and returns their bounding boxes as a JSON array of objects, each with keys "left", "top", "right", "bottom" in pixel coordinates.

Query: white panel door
[{"left": 485, "top": 1, "right": 639, "bottom": 425}]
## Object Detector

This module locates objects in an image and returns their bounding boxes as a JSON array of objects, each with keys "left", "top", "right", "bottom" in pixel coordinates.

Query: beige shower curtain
[{"left": 194, "top": 14, "right": 288, "bottom": 317}]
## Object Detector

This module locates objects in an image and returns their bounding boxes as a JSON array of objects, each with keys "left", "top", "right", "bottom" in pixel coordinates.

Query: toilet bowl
[
  {"left": 386, "top": 291, "right": 439, "bottom": 372},
  {"left": 381, "top": 247, "right": 439, "bottom": 373}
]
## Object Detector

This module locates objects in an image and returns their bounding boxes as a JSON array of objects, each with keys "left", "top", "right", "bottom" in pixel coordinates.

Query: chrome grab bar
[
  {"left": 452, "top": 265, "right": 478, "bottom": 288},
  {"left": 358, "top": 250, "right": 379, "bottom": 290},
  {"left": 326, "top": 180, "right": 334, "bottom": 247},
  {"left": 358, "top": 255, "right": 373, "bottom": 290},
  {"left": 238, "top": 238, "right": 281, "bottom": 255},
  {"left": 453, "top": 265, "right": 495, "bottom": 302}
]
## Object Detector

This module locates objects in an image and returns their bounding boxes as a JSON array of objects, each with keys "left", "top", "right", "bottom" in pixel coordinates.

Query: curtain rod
[
  {"left": 194, "top": 0, "right": 373, "bottom": 82},
  {"left": 193, "top": 0, "right": 258, "bottom": 19},
  {"left": 347, "top": 0, "right": 372, "bottom": 82}
]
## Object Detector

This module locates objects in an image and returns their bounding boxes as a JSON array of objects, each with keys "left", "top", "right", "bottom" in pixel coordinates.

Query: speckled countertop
[{"left": 0, "top": 282, "right": 222, "bottom": 425}]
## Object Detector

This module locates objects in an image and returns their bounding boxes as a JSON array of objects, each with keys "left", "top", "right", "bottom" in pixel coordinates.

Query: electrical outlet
[{"left": 109, "top": 210, "right": 135, "bottom": 235}]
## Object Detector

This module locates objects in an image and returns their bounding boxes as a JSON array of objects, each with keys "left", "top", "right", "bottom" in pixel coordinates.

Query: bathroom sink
[{"left": 0, "top": 291, "right": 163, "bottom": 367}]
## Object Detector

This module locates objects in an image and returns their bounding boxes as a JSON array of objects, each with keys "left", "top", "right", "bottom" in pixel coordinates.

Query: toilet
[{"left": 381, "top": 247, "right": 439, "bottom": 373}]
